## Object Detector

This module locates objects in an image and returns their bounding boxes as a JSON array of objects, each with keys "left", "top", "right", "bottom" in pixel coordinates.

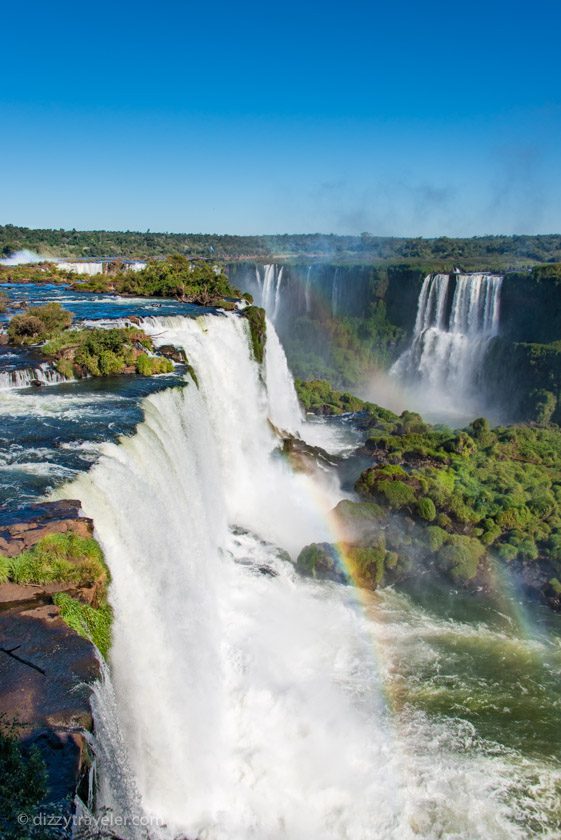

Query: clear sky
[{"left": 1, "top": 0, "right": 560, "bottom": 236}]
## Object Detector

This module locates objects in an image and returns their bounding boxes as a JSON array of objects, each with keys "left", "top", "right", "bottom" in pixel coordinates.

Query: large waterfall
[
  {"left": 56, "top": 312, "right": 552, "bottom": 839},
  {"left": 391, "top": 272, "right": 502, "bottom": 421}
]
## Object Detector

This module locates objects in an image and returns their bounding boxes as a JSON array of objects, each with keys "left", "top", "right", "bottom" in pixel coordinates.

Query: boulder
[
  {"left": 158, "top": 343, "right": 187, "bottom": 363},
  {"left": 296, "top": 543, "right": 348, "bottom": 584}
]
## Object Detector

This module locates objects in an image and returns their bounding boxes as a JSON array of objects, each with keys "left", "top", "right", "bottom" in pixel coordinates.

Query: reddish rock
[
  {"left": 0, "top": 501, "right": 102, "bottom": 809},
  {"left": 0, "top": 499, "right": 94, "bottom": 558}
]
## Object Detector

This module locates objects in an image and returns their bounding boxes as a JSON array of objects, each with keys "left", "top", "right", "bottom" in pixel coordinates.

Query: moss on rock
[{"left": 242, "top": 306, "right": 267, "bottom": 364}]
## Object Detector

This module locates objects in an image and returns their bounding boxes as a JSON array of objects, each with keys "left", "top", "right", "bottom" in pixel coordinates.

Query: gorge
[
  {"left": 0, "top": 259, "right": 560, "bottom": 839},
  {"left": 56, "top": 311, "right": 561, "bottom": 838}
]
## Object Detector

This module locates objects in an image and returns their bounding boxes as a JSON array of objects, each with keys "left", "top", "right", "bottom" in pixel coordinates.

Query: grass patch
[
  {"left": 7, "top": 533, "right": 107, "bottom": 590},
  {"left": 52, "top": 593, "right": 112, "bottom": 658}
]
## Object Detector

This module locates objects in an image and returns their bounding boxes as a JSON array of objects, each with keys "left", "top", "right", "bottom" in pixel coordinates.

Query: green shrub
[
  {"left": 136, "top": 353, "right": 174, "bottom": 375},
  {"left": 296, "top": 543, "right": 345, "bottom": 583},
  {"left": 376, "top": 479, "right": 416, "bottom": 509},
  {"left": 497, "top": 542, "right": 518, "bottom": 562},
  {"left": 7, "top": 303, "right": 72, "bottom": 345},
  {"left": 548, "top": 577, "right": 561, "bottom": 595},
  {"left": 0, "top": 723, "right": 48, "bottom": 839},
  {"left": 52, "top": 593, "right": 112, "bottom": 658},
  {"left": 54, "top": 358, "right": 74, "bottom": 379},
  {"left": 98, "top": 350, "right": 125, "bottom": 376},
  {"left": 417, "top": 496, "right": 436, "bottom": 521},
  {"left": 426, "top": 525, "right": 448, "bottom": 552},
  {"left": 528, "top": 389, "right": 557, "bottom": 424},
  {"left": 346, "top": 545, "right": 387, "bottom": 588},
  {"left": 438, "top": 535, "right": 486, "bottom": 582}
]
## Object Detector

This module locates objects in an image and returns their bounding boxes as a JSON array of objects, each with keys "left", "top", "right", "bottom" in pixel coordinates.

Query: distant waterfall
[
  {"left": 304, "top": 265, "right": 312, "bottom": 314},
  {"left": 392, "top": 273, "right": 502, "bottom": 420},
  {"left": 331, "top": 268, "right": 340, "bottom": 316},
  {"left": 255, "top": 264, "right": 284, "bottom": 320}
]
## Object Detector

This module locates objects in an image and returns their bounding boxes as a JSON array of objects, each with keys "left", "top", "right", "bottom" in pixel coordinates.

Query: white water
[
  {"left": 305, "top": 265, "right": 312, "bottom": 314},
  {"left": 0, "top": 249, "right": 50, "bottom": 265},
  {"left": 331, "top": 267, "right": 340, "bottom": 317},
  {"left": 55, "top": 311, "right": 556, "bottom": 839},
  {"left": 0, "top": 362, "right": 67, "bottom": 390},
  {"left": 391, "top": 272, "right": 502, "bottom": 422},
  {"left": 255, "top": 264, "right": 284, "bottom": 321},
  {"left": 56, "top": 261, "right": 105, "bottom": 275}
]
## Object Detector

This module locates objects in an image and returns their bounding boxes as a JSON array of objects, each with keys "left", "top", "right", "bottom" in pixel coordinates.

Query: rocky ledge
[{"left": 0, "top": 500, "right": 103, "bottom": 817}]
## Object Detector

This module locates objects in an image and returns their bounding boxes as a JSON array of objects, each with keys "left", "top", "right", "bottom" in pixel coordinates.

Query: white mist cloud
[{"left": 0, "top": 249, "right": 51, "bottom": 265}]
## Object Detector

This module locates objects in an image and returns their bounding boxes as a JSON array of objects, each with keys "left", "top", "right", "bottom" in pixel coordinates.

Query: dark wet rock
[
  {"left": 159, "top": 343, "right": 187, "bottom": 363},
  {"left": 0, "top": 603, "right": 99, "bottom": 730},
  {"left": 257, "top": 565, "right": 278, "bottom": 577},
  {"left": 282, "top": 435, "right": 337, "bottom": 474},
  {"left": 0, "top": 603, "right": 99, "bottom": 807},
  {"left": 543, "top": 580, "right": 561, "bottom": 612}
]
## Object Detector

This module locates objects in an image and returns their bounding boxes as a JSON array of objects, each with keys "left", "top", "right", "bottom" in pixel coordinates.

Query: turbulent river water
[{"left": 1, "top": 285, "right": 560, "bottom": 838}]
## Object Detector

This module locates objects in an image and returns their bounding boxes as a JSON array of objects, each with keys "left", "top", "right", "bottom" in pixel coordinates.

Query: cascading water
[
  {"left": 304, "top": 265, "right": 312, "bottom": 314},
  {"left": 255, "top": 264, "right": 284, "bottom": 321},
  {"left": 331, "top": 267, "right": 340, "bottom": 317},
  {"left": 56, "top": 312, "right": 560, "bottom": 839},
  {"left": 391, "top": 272, "right": 503, "bottom": 421},
  {"left": 0, "top": 362, "right": 68, "bottom": 390}
]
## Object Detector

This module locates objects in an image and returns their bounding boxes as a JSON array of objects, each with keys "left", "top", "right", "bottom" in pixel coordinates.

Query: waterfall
[
  {"left": 331, "top": 267, "right": 340, "bottom": 317},
  {"left": 0, "top": 362, "right": 67, "bottom": 390},
  {"left": 55, "top": 310, "right": 550, "bottom": 838},
  {"left": 59, "top": 312, "right": 409, "bottom": 837},
  {"left": 56, "top": 261, "right": 105, "bottom": 276},
  {"left": 263, "top": 317, "right": 304, "bottom": 435},
  {"left": 255, "top": 264, "right": 284, "bottom": 321},
  {"left": 305, "top": 265, "right": 312, "bottom": 314},
  {"left": 391, "top": 272, "right": 502, "bottom": 420}
]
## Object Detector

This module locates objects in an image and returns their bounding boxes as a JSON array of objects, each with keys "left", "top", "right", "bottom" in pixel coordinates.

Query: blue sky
[{"left": 1, "top": 0, "right": 560, "bottom": 235}]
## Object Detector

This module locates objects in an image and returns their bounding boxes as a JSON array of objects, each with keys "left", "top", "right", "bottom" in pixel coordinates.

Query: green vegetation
[
  {"left": 4, "top": 533, "right": 107, "bottom": 591},
  {"left": 0, "top": 262, "right": 73, "bottom": 286},
  {"left": 242, "top": 306, "right": 267, "bottom": 363},
  {"left": 3, "top": 224, "right": 561, "bottom": 269},
  {"left": 297, "top": 378, "right": 561, "bottom": 591},
  {"left": 297, "top": 540, "right": 402, "bottom": 590},
  {"left": 1, "top": 533, "right": 112, "bottom": 658},
  {"left": 0, "top": 291, "right": 7, "bottom": 312},
  {"left": 0, "top": 721, "right": 49, "bottom": 839},
  {"left": 52, "top": 593, "right": 112, "bottom": 659},
  {"left": 135, "top": 353, "right": 174, "bottom": 376},
  {"left": 295, "top": 378, "right": 368, "bottom": 414},
  {"left": 358, "top": 410, "right": 561, "bottom": 580},
  {"left": 7, "top": 302, "right": 73, "bottom": 345},
  {"left": 74, "top": 254, "right": 238, "bottom": 304},
  {"left": 5, "top": 307, "right": 176, "bottom": 380},
  {"left": 284, "top": 302, "right": 405, "bottom": 387}
]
